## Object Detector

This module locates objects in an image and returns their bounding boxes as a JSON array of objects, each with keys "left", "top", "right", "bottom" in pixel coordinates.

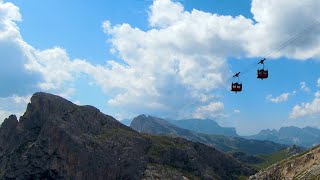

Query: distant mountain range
[
  {"left": 246, "top": 126, "right": 320, "bottom": 147},
  {"left": 123, "top": 116, "right": 320, "bottom": 149},
  {"left": 0, "top": 93, "right": 255, "bottom": 179},
  {"left": 168, "top": 119, "right": 239, "bottom": 137},
  {"left": 123, "top": 117, "right": 238, "bottom": 137},
  {"left": 130, "top": 115, "right": 288, "bottom": 155}
]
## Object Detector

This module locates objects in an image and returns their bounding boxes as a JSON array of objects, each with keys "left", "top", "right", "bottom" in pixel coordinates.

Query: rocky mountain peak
[
  {"left": 0, "top": 93, "right": 255, "bottom": 179},
  {"left": 1, "top": 115, "right": 18, "bottom": 130},
  {"left": 0, "top": 115, "right": 18, "bottom": 153}
]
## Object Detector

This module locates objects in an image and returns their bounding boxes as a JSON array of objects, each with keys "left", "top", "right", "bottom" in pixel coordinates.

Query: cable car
[
  {"left": 231, "top": 72, "right": 242, "bottom": 93},
  {"left": 257, "top": 69, "right": 268, "bottom": 79},
  {"left": 257, "top": 58, "right": 268, "bottom": 79},
  {"left": 231, "top": 82, "right": 242, "bottom": 92}
]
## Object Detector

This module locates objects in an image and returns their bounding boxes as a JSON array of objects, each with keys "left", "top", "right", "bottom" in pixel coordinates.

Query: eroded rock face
[
  {"left": 0, "top": 93, "right": 150, "bottom": 179},
  {"left": 0, "top": 92, "right": 254, "bottom": 179},
  {"left": 0, "top": 115, "right": 18, "bottom": 154}
]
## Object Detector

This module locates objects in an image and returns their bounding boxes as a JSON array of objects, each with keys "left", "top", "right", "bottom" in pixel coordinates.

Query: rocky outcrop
[
  {"left": 0, "top": 92, "right": 254, "bottom": 179},
  {"left": 0, "top": 115, "right": 18, "bottom": 154},
  {"left": 249, "top": 145, "right": 320, "bottom": 179},
  {"left": 286, "top": 145, "right": 305, "bottom": 156},
  {"left": 230, "top": 152, "right": 264, "bottom": 165}
]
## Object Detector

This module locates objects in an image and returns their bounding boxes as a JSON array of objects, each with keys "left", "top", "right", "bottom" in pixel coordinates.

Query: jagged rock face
[
  {"left": 0, "top": 93, "right": 150, "bottom": 179},
  {"left": 0, "top": 115, "right": 18, "bottom": 154},
  {"left": 0, "top": 92, "right": 254, "bottom": 179},
  {"left": 249, "top": 145, "right": 320, "bottom": 179}
]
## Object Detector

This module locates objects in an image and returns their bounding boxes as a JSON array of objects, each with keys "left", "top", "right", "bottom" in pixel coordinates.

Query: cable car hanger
[
  {"left": 231, "top": 72, "right": 242, "bottom": 93},
  {"left": 257, "top": 58, "right": 268, "bottom": 80}
]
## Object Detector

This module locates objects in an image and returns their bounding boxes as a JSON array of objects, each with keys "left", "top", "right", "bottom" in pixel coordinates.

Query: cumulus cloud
[
  {"left": 249, "top": 0, "right": 320, "bottom": 59},
  {"left": 267, "top": 91, "right": 296, "bottom": 103},
  {"left": 99, "top": 0, "right": 320, "bottom": 118},
  {"left": 300, "top": 82, "right": 310, "bottom": 92},
  {"left": 1, "top": 0, "right": 320, "bottom": 121},
  {"left": 290, "top": 91, "right": 320, "bottom": 119},
  {"left": 192, "top": 102, "right": 224, "bottom": 119},
  {"left": 0, "top": 1, "right": 41, "bottom": 97}
]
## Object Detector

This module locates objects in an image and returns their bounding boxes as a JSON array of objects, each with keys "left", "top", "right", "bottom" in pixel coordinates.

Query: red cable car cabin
[
  {"left": 231, "top": 82, "right": 242, "bottom": 92},
  {"left": 257, "top": 69, "right": 268, "bottom": 79}
]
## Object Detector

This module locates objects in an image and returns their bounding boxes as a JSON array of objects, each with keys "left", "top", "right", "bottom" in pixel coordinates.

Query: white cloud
[
  {"left": 249, "top": 0, "right": 320, "bottom": 59},
  {"left": 0, "top": 95, "right": 31, "bottom": 124},
  {"left": 317, "top": 78, "right": 320, "bottom": 87},
  {"left": 1, "top": 0, "right": 320, "bottom": 121},
  {"left": 234, "top": 109, "right": 241, "bottom": 113},
  {"left": 192, "top": 102, "right": 224, "bottom": 119},
  {"left": 99, "top": 0, "right": 320, "bottom": 118},
  {"left": 0, "top": 1, "right": 21, "bottom": 21},
  {"left": 300, "top": 82, "right": 310, "bottom": 92},
  {"left": 148, "top": 0, "right": 185, "bottom": 28},
  {"left": 266, "top": 91, "right": 296, "bottom": 103},
  {"left": 290, "top": 91, "right": 320, "bottom": 119}
]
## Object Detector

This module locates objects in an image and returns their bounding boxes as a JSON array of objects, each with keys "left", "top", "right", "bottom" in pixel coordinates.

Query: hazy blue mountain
[
  {"left": 120, "top": 118, "right": 132, "bottom": 126},
  {"left": 168, "top": 119, "right": 239, "bottom": 137},
  {"left": 131, "top": 115, "right": 287, "bottom": 155},
  {"left": 246, "top": 126, "right": 320, "bottom": 147}
]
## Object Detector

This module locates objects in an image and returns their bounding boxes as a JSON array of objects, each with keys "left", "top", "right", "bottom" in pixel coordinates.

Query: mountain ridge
[
  {"left": 130, "top": 114, "right": 288, "bottom": 155},
  {"left": 167, "top": 118, "right": 239, "bottom": 137},
  {"left": 0, "top": 92, "right": 254, "bottom": 179},
  {"left": 246, "top": 126, "right": 320, "bottom": 147}
]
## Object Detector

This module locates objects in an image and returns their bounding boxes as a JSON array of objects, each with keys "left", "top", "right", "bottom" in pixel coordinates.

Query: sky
[{"left": 1, "top": 0, "right": 320, "bottom": 135}]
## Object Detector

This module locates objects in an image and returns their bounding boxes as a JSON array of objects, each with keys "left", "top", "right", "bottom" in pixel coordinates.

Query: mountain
[
  {"left": 168, "top": 119, "right": 239, "bottom": 136},
  {"left": 0, "top": 92, "right": 254, "bottom": 179},
  {"left": 119, "top": 118, "right": 132, "bottom": 126},
  {"left": 254, "top": 145, "right": 305, "bottom": 170},
  {"left": 246, "top": 126, "right": 320, "bottom": 147},
  {"left": 131, "top": 115, "right": 288, "bottom": 155},
  {"left": 249, "top": 145, "right": 320, "bottom": 179}
]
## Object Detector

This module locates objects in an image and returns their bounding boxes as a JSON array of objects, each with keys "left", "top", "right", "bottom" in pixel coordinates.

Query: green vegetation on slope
[{"left": 255, "top": 148, "right": 289, "bottom": 170}]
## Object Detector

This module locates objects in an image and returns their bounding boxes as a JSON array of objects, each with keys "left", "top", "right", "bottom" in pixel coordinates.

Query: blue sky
[{"left": 1, "top": 0, "right": 320, "bottom": 135}]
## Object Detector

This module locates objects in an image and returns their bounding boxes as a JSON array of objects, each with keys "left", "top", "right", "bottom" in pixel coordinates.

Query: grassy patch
[
  {"left": 255, "top": 149, "right": 288, "bottom": 170},
  {"left": 237, "top": 175, "right": 248, "bottom": 180}
]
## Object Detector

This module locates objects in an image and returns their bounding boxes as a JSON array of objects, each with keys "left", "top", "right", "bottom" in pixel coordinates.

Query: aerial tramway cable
[{"left": 176, "top": 19, "right": 320, "bottom": 117}]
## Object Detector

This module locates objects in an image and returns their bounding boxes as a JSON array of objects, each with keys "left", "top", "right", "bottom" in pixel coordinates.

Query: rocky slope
[
  {"left": 254, "top": 145, "right": 305, "bottom": 170},
  {"left": 249, "top": 145, "right": 320, "bottom": 179},
  {"left": 0, "top": 92, "right": 254, "bottom": 179},
  {"left": 246, "top": 126, "right": 320, "bottom": 147},
  {"left": 130, "top": 115, "right": 288, "bottom": 155}
]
